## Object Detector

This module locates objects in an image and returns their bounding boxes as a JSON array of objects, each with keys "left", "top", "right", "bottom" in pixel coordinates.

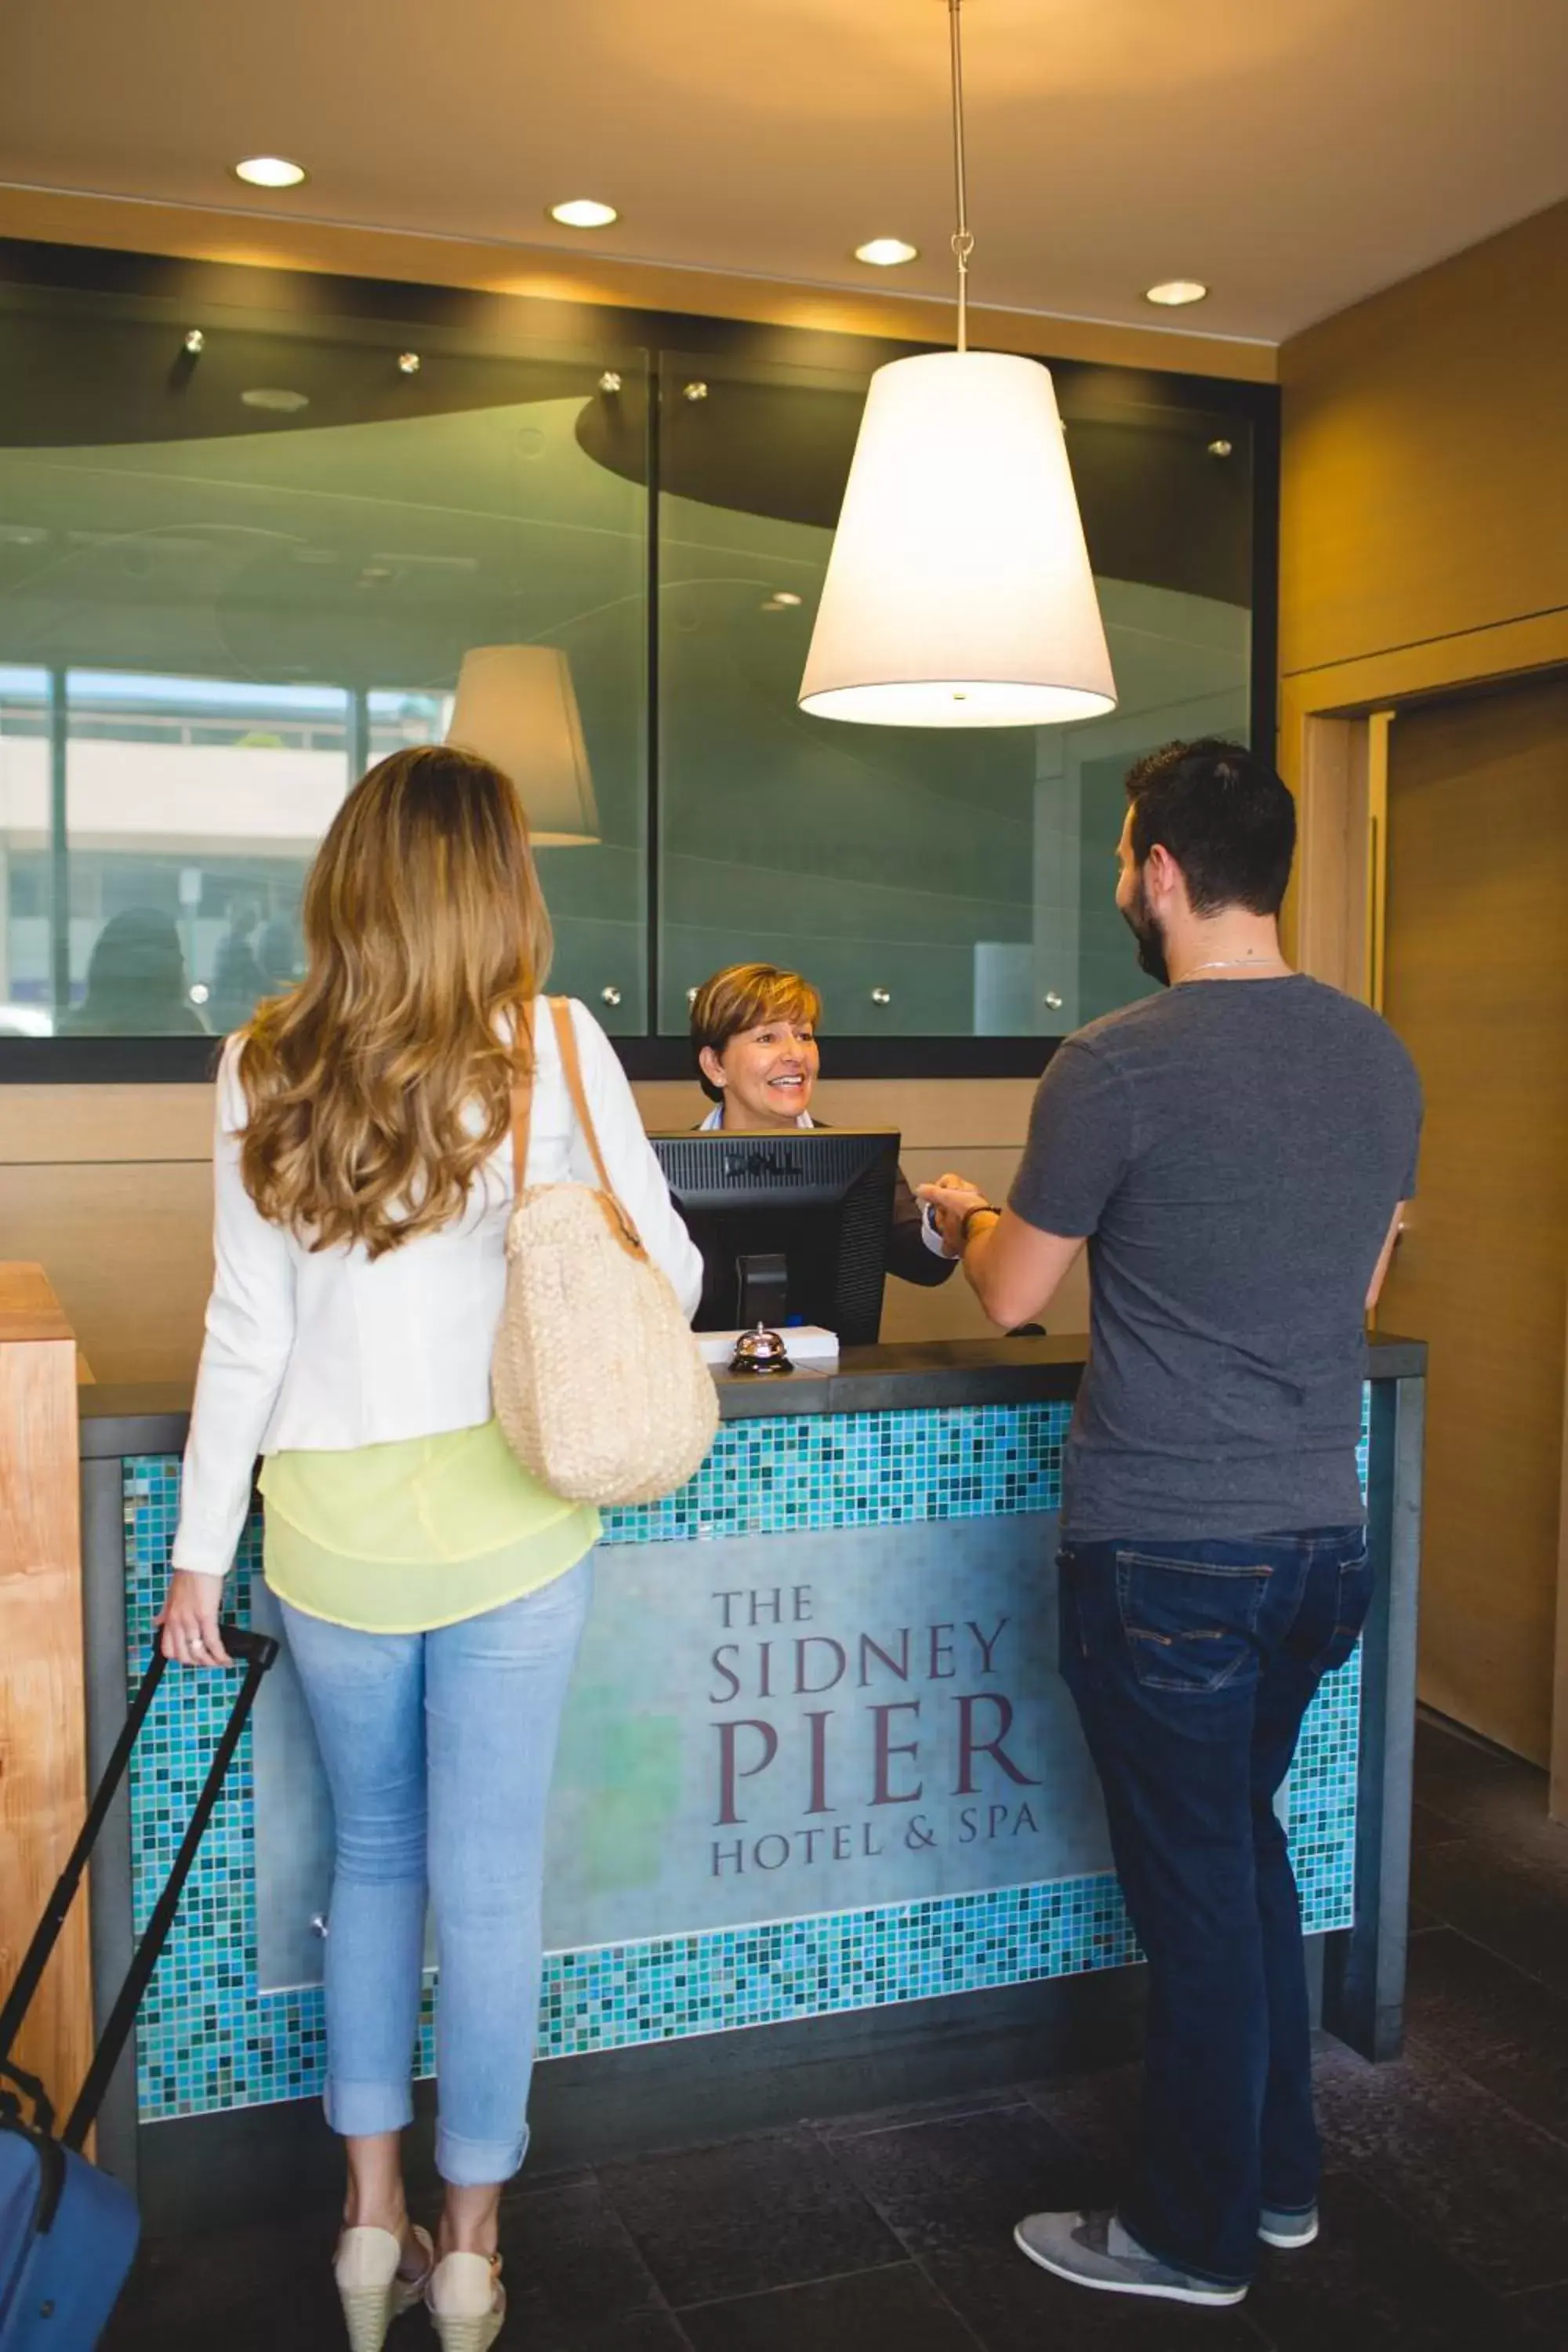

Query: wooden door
[{"left": 1379, "top": 672, "right": 1568, "bottom": 1763}]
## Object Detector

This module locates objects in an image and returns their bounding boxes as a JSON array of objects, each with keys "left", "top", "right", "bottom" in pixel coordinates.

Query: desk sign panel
[
  {"left": 548, "top": 1514, "right": 1110, "bottom": 1940},
  {"left": 252, "top": 1512, "right": 1111, "bottom": 1987}
]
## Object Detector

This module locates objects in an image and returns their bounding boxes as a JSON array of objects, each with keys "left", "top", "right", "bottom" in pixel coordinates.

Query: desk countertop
[{"left": 77, "top": 1332, "right": 1427, "bottom": 1455}]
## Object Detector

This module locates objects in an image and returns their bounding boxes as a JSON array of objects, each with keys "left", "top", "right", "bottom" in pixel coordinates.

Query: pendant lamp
[
  {"left": 799, "top": 1, "right": 1116, "bottom": 729},
  {"left": 445, "top": 644, "right": 600, "bottom": 844}
]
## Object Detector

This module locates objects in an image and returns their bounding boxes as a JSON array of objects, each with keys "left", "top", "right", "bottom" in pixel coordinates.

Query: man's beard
[{"left": 1121, "top": 872, "right": 1171, "bottom": 987}]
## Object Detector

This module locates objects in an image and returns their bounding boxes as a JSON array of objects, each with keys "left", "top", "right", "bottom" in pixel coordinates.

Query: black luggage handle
[{"left": 0, "top": 1624, "right": 277, "bottom": 2150}]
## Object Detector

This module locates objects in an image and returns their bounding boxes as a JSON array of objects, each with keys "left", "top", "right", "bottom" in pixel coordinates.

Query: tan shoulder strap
[
  {"left": 550, "top": 998, "right": 647, "bottom": 1254},
  {"left": 509, "top": 998, "right": 536, "bottom": 1196},
  {"left": 509, "top": 1000, "right": 641, "bottom": 1246},
  {"left": 549, "top": 996, "right": 615, "bottom": 1197}
]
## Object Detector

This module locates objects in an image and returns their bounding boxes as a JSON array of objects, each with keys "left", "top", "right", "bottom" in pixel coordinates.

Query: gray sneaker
[
  {"left": 1014, "top": 2209, "right": 1249, "bottom": 2307},
  {"left": 1259, "top": 2202, "right": 1319, "bottom": 2249}
]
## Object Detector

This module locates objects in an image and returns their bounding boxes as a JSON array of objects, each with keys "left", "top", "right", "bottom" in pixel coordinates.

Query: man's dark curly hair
[{"left": 1123, "top": 738, "right": 1296, "bottom": 917}]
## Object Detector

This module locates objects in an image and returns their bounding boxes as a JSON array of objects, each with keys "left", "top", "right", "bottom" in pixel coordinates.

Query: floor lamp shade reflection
[
  {"left": 445, "top": 645, "right": 601, "bottom": 843},
  {"left": 798, "top": 350, "right": 1117, "bottom": 729}
]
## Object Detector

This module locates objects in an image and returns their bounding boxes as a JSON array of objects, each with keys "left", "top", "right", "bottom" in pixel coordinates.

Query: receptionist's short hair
[{"left": 690, "top": 963, "right": 822, "bottom": 1101}]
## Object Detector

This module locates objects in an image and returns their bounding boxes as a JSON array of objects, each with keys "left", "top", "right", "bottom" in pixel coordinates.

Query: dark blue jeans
[{"left": 1058, "top": 1526, "right": 1372, "bottom": 2288}]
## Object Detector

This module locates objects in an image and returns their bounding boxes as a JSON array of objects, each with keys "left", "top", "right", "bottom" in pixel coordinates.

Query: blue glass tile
[{"left": 122, "top": 1386, "right": 1369, "bottom": 2120}]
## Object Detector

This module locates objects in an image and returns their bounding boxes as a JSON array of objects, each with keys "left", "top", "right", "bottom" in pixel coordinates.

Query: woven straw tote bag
[{"left": 492, "top": 997, "right": 719, "bottom": 1505}]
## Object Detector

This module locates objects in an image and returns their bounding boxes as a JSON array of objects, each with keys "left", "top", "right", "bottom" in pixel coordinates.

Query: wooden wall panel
[
  {"left": 0, "top": 1268, "right": 90, "bottom": 2126},
  {"left": 1557, "top": 1283, "right": 1568, "bottom": 1817},
  {"left": 1282, "top": 203, "right": 1568, "bottom": 1772},
  {"left": 0, "top": 1162, "right": 213, "bottom": 1386},
  {"left": 801, "top": 1079, "right": 1034, "bottom": 1152},
  {"left": 0, "top": 1085, "right": 212, "bottom": 1166},
  {"left": 1376, "top": 674, "right": 1568, "bottom": 1765},
  {"left": 1279, "top": 199, "right": 1568, "bottom": 683},
  {"left": 0, "top": 1073, "right": 1060, "bottom": 1386},
  {"left": 633, "top": 1076, "right": 1036, "bottom": 1152},
  {"left": 1289, "top": 716, "right": 1372, "bottom": 999}
]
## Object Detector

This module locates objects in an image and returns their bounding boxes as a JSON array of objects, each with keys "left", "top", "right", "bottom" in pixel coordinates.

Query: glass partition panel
[
  {"left": 0, "top": 284, "right": 648, "bottom": 1038},
  {"left": 657, "top": 350, "right": 1253, "bottom": 1036}
]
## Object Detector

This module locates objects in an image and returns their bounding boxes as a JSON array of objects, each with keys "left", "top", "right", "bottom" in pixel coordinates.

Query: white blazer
[{"left": 172, "top": 998, "right": 702, "bottom": 1580}]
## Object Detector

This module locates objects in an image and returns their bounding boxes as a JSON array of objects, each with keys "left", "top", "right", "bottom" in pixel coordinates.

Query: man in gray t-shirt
[
  {"left": 923, "top": 739, "right": 1420, "bottom": 2313},
  {"left": 1014, "top": 971, "right": 1420, "bottom": 1545}
]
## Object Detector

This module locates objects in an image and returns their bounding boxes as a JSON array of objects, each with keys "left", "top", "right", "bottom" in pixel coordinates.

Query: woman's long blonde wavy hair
[{"left": 238, "top": 745, "right": 553, "bottom": 1258}]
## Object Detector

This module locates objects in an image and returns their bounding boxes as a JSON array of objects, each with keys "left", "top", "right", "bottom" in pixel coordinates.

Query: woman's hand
[{"left": 157, "top": 1572, "right": 234, "bottom": 1669}]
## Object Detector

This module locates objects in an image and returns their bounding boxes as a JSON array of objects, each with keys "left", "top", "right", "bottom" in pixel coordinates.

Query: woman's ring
[{"left": 191, "top": 1637, "right": 206, "bottom": 1654}]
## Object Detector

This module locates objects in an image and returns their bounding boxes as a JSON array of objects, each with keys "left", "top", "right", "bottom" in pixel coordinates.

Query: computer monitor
[{"left": 649, "top": 1129, "right": 900, "bottom": 1345}]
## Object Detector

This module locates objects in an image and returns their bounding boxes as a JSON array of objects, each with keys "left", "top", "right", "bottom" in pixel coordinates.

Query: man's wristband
[{"left": 960, "top": 1203, "right": 1002, "bottom": 1247}]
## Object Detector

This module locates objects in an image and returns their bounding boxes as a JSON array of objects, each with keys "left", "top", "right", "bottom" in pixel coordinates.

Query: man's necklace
[{"left": 1177, "top": 954, "right": 1292, "bottom": 982}]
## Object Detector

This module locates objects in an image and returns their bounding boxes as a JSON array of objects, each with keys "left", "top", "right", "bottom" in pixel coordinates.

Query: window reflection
[
  {"left": 0, "top": 286, "right": 648, "bottom": 1039},
  {"left": 57, "top": 906, "right": 207, "bottom": 1036},
  {"left": 656, "top": 355, "right": 1254, "bottom": 1036},
  {"left": 0, "top": 668, "right": 348, "bottom": 1034},
  {"left": 0, "top": 274, "right": 1262, "bottom": 1050}
]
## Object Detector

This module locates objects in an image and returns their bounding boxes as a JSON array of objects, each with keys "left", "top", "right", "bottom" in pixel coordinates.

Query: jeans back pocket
[
  {"left": 1115, "top": 1548, "right": 1273, "bottom": 1694},
  {"left": 1313, "top": 1547, "right": 1373, "bottom": 1676}
]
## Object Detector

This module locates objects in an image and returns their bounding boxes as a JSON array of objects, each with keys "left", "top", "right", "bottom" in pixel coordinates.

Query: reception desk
[{"left": 75, "top": 1336, "right": 1425, "bottom": 2230}]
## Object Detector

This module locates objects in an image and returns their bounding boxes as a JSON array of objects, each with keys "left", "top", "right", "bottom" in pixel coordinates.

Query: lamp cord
[{"left": 948, "top": 0, "right": 974, "bottom": 353}]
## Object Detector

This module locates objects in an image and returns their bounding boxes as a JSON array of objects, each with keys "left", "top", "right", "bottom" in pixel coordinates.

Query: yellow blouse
[{"left": 260, "top": 1418, "right": 599, "bottom": 1634}]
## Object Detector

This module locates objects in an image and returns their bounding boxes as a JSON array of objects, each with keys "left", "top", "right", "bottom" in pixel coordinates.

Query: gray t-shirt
[{"left": 1010, "top": 975, "right": 1421, "bottom": 1541}]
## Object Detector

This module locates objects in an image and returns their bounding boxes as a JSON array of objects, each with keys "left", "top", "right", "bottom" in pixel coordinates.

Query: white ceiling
[{"left": 6, "top": 0, "right": 1568, "bottom": 345}]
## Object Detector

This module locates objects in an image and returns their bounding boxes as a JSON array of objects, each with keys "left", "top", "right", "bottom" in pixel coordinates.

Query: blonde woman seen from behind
[{"left": 159, "top": 746, "right": 701, "bottom": 2352}]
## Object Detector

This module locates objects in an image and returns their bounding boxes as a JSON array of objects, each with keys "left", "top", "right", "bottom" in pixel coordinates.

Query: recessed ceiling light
[
  {"left": 241, "top": 387, "right": 310, "bottom": 412},
  {"left": 234, "top": 156, "right": 308, "bottom": 189},
  {"left": 855, "top": 238, "right": 919, "bottom": 267},
  {"left": 1144, "top": 279, "right": 1208, "bottom": 307},
  {"left": 772, "top": 591, "right": 803, "bottom": 606},
  {"left": 550, "top": 198, "right": 619, "bottom": 229}
]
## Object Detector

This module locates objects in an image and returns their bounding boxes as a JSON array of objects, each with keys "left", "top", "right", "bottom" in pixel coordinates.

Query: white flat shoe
[
  {"left": 334, "top": 2223, "right": 434, "bottom": 2352},
  {"left": 426, "top": 2249, "right": 506, "bottom": 2352}
]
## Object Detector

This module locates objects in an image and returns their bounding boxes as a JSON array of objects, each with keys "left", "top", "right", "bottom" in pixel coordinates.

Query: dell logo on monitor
[{"left": 724, "top": 1146, "right": 804, "bottom": 1182}]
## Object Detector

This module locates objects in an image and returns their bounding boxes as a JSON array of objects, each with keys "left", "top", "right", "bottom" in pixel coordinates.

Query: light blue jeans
[{"left": 277, "top": 1558, "right": 592, "bottom": 2187}]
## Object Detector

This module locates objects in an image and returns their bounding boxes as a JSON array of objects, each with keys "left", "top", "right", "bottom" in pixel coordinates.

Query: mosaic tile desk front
[{"left": 123, "top": 1399, "right": 1366, "bottom": 2122}]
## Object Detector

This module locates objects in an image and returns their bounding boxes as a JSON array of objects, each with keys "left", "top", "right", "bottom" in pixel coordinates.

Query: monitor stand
[{"left": 735, "top": 1250, "right": 789, "bottom": 1330}]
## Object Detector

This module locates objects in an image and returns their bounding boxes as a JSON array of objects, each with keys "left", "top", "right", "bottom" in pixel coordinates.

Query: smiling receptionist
[{"left": 689, "top": 961, "right": 957, "bottom": 1291}]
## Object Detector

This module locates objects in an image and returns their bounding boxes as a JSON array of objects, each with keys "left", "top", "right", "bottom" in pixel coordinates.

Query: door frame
[{"left": 1279, "top": 606, "right": 1568, "bottom": 1814}]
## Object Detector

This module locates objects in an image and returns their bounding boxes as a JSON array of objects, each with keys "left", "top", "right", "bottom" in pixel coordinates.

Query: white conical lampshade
[
  {"left": 799, "top": 350, "right": 1116, "bottom": 728},
  {"left": 445, "top": 644, "right": 600, "bottom": 844}
]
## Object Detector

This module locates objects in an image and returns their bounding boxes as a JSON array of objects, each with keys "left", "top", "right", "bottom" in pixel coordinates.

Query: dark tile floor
[{"left": 107, "top": 1710, "right": 1568, "bottom": 2350}]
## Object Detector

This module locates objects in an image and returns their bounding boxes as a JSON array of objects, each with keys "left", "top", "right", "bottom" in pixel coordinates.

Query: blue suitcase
[{"left": 0, "top": 1626, "right": 277, "bottom": 2349}]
